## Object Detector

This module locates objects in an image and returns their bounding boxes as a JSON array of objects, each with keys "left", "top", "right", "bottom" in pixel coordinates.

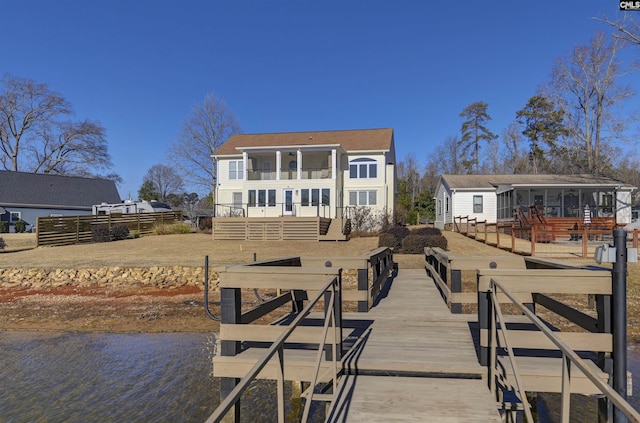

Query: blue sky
[{"left": 2, "top": 1, "right": 639, "bottom": 199}]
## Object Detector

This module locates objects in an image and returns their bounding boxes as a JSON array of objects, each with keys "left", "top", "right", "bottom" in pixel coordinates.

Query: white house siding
[
  {"left": 342, "top": 153, "right": 391, "bottom": 217},
  {"left": 434, "top": 183, "right": 448, "bottom": 230},
  {"left": 452, "top": 190, "right": 497, "bottom": 223},
  {"left": 617, "top": 190, "right": 634, "bottom": 224}
]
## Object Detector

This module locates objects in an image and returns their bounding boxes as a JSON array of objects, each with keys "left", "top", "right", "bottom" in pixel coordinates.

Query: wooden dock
[
  {"left": 209, "top": 242, "right": 639, "bottom": 423},
  {"left": 327, "top": 268, "right": 501, "bottom": 422}
]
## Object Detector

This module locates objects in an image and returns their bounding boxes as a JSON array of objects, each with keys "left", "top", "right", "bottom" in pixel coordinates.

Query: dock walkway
[{"left": 327, "top": 268, "right": 501, "bottom": 422}]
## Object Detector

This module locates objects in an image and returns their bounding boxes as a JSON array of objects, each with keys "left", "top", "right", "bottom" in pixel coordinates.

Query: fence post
[
  {"left": 612, "top": 229, "right": 628, "bottom": 423},
  {"left": 36, "top": 217, "right": 40, "bottom": 247},
  {"left": 451, "top": 269, "right": 462, "bottom": 314},
  {"left": 531, "top": 225, "right": 536, "bottom": 256},
  {"left": 220, "top": 286, "right": 242, "bottom": 423},
  {"left": 477, "top": 275, "right": 491, "bottom": 368},
  {"left": 357, "top": 267, "right": 369, "bottom": 312}
]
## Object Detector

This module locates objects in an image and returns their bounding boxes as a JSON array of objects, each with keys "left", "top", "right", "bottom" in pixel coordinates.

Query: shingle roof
[
  {"left": 213, "top": 128, "right": 394, "bottom": 156},
  {"left": 0, "top": 171, "right": 121, "bottom": 208},
  {"left": 441, "top": 174, "right": 636, "bottom": 190}
]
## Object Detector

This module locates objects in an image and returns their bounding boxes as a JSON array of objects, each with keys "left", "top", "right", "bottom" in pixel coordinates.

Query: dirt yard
[{"left": 1, "top": 231, "right": 638, "bottom": 339}]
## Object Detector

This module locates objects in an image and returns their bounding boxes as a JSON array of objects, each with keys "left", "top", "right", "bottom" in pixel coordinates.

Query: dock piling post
[{"left": 612, "top": 229, "right": 628, "bottom": 423}]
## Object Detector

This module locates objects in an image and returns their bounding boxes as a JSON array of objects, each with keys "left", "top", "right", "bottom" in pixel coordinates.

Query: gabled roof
[
  {"left": 441, "top": 174, "right": 636, "bottom": 190},
  {"left": 213, "top": 128, "right": 394, "bottom": 156},
  {"left": 0, "top": 171, "right": 121, "bottom": 209}
]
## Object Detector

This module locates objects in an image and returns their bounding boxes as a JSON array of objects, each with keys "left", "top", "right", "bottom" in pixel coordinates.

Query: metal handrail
[
  {"left": 489, "top": 283, "right": 535, "bottom": 423},
  {"left": 205, "top": 276, "right": 340, "bottom": 423},
  {"left": 490, "top": 278, "right": 640, "bottom": 423}
]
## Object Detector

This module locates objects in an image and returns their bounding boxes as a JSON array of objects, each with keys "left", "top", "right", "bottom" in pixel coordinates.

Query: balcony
[{"left": 245, "top": 148, "right": 334, "bottom": 181}]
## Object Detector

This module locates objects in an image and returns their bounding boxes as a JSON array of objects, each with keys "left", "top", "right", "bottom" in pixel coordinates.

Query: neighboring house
[
  {"left": 0, "top": 171, "right": 121, "bottom": 233},
  {"left": 434, "top": 174, "right": 636, "bottom": 230},
  {"left": 212, "top": 128, "right": 396, "bottom": 220}
]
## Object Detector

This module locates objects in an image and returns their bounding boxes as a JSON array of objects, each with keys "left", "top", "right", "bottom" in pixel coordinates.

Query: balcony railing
[{"left": 247, "top": 168, "right": 331, "bottom": 181}]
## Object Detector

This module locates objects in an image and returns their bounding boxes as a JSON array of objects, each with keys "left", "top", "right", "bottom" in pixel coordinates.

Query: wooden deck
[
  {"left": 212, "top": 216, "right": 347, "bottom": 241},
  {"left": 327, "top": 268, "right": 501, "bottom": 422}
]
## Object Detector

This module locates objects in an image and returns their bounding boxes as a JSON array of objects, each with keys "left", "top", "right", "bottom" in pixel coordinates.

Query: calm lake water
[{"left": 0, "top": 331, "right": 638, "bottom": 422}]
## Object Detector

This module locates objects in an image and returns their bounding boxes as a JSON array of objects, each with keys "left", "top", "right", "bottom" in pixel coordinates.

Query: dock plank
[
  {"left": 342, "top": 269, "right": 485, "bottom": 378},
  {"left": 327, "top": 376, "right": 501, "bottom": 422}
]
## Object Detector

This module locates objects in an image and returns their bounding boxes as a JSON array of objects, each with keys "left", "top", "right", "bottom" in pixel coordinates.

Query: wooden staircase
[{"left": 319, "top": 218, "right": 349, "bottom": 241}]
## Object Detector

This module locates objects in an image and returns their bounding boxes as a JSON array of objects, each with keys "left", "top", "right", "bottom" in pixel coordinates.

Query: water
[
  {"left": 4, "top": 331, "right": 637, "bottom": 422},
  {"left": 0, "top": 332, "right": 219, "bottom": 423},
  {"left": 0, "top": 332, "right": 321, "bottom": 423}
]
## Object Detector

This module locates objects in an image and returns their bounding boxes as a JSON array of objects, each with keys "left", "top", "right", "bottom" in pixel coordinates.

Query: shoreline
[{"left": 0, "top": 285, "right": 221, "bottom": 333}]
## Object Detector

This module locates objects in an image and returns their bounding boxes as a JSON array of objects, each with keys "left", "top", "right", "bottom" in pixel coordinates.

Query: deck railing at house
[
  {"left": 453, "top": 215, "right": 637, "bottom": 258},
  {"left": 214, "top": 202, "right": 332, "bottom": 218}
]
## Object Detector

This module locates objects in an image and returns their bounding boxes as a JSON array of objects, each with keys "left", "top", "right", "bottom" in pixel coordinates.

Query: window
[
  {"left": 321, "top": 188, "right": 330, "bottom": 206},
  {"left": 300, "top": 188, "right": 331, "bottom": 207},
  {"left": 229, "top": 160, "right": 244, "bottom": 180},
  {"left": 10, "top": 212, "right": 21, "bottom": 222},
  {"left": 248, "top": 189, "right": 275, "bottom": 207},
  {"left": 445, "top": 196, "right": 449, "bottom": 213},
  {"left": 348, "top": 190, "right": 377, "bottom": 206},
  {"left": 473, "top": 195, "right": 483, "bottom": 213},
  {"left": 349, "top": 158, "right": 377, "bottom": 179}
]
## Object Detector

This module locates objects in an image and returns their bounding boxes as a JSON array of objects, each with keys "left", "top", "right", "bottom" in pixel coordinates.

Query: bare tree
[
  {"left": 596, "top": 15, "right": 640, "bottom": 47},
  {"left": 0, "top": 73, "right": 117, "bottom": 181},
  {"left": 141, "top": 164, "right": 184, "bottom": 203},
  {"left": 430, "top": 135, "right": 463, "bottom": 175},
  {"left": 31, "top": 119, "right": 112, "bottom": 175},
  {"left": 0, "top": 74, "right": 71, "bottom": 171},
  {"left": 547, "top": 31, "right": 633, "bottom": 174},
  {"left": 169, "top": 92, "right": 241, "bottom": 197},
  {"left": 501, "top": 123, "right": 529, "bottom": 174}
]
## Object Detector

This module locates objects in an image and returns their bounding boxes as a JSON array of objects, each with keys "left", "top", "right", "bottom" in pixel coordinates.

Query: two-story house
[{"left": 212, "top": 128, "right": 396, "bottom": 240}]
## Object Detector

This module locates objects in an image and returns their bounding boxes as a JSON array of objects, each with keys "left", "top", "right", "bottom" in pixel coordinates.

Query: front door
[{"left": 284, "top": 189, "right": 294, "bottom": 215}]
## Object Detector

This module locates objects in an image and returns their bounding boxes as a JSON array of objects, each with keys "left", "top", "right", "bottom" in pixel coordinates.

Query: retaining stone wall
[{"left": 0, "top": 267, "right": 219, "bottom": 289}]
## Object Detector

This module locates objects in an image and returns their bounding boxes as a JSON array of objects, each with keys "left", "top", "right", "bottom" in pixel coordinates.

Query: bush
[
  {"left": 91, "top": 224, "right": 111, "bottom": 243},
  {"left": 155, "top": 222, "right": 194, "bottom": 235},
  {"left": 14, "top": 220, "right": 26, "bottom": 233},
  {"left": 410, "top": 227, "right": 441, "bottom": 237},
  {"left": 0, "top": 237, "right": 5, "bottom": 250},
  {"left": 385, "top": 225, "right": 410, "bottom": 244},
  {"left": 378, "top": 233, "right": 398, "bottom": 249},
  {"left": 401, "top": 235, "right": 448, "bottom": 254},
  {"left": 406, "top": 210, "right": 419, "bottom": 225},
  {"left": 0, "top": 222, "right": 7, "bottom": 233},
  {"left": 199, "top": 217, "right": 212, "bottom": 231},
  {"left": 130, "top": 230, "right": 141, "bottom": 239},
  {"left": 111, "top": 225, "right": 130, "bottom": 241}
]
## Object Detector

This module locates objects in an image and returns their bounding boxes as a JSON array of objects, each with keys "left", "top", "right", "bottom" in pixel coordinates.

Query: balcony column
[
  {"left": 242, "top": 151, "right": 248, "bottom": 181},
  {"left": 276, "top": 151, "right": 281, "bottom": 181},
  {"left": 297, "top": 150, "right": 302, "bottom": 181},
  {"left": 331, "top": 149, "right": 337, "bottom": 180}
]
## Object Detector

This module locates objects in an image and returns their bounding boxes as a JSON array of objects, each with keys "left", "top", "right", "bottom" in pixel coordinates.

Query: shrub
[
  {"left": 91, "top": 224, "right": 111, "bottom": 243},
  {"left": 410, "top": 227, "right": 442, "bottom": 237},
  {"left": 406, "top": 210, "right": 419, "bottom": 225},
  {"left": 155, "top": 222, "right": 194, "bottom": 235},
  {"left": 401, "top": 235, "right": 448, "bottom": 254},
  {"left": 130, "top": 230, "right": 141, "bottom": 239},
  {"left": 111, "top": 225, "right": 130, "bottom": 241},
  {"left": 14, "top": 220, "right": 26, "bottom": 233},
  {"left": 0, "top": 237, "right": 5, "bottom": 250},
  {"left": 385, "top": 225, "right": 410, "bottom": 244},
  {"left": 0, "top": 222, "right": 7, "bottom": 233},
  {"left": 199, "top": 217, "right": 212, "bottom": 231},
  {"left": 378, "top": 233, "right": 398, "bottom": 249}
]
